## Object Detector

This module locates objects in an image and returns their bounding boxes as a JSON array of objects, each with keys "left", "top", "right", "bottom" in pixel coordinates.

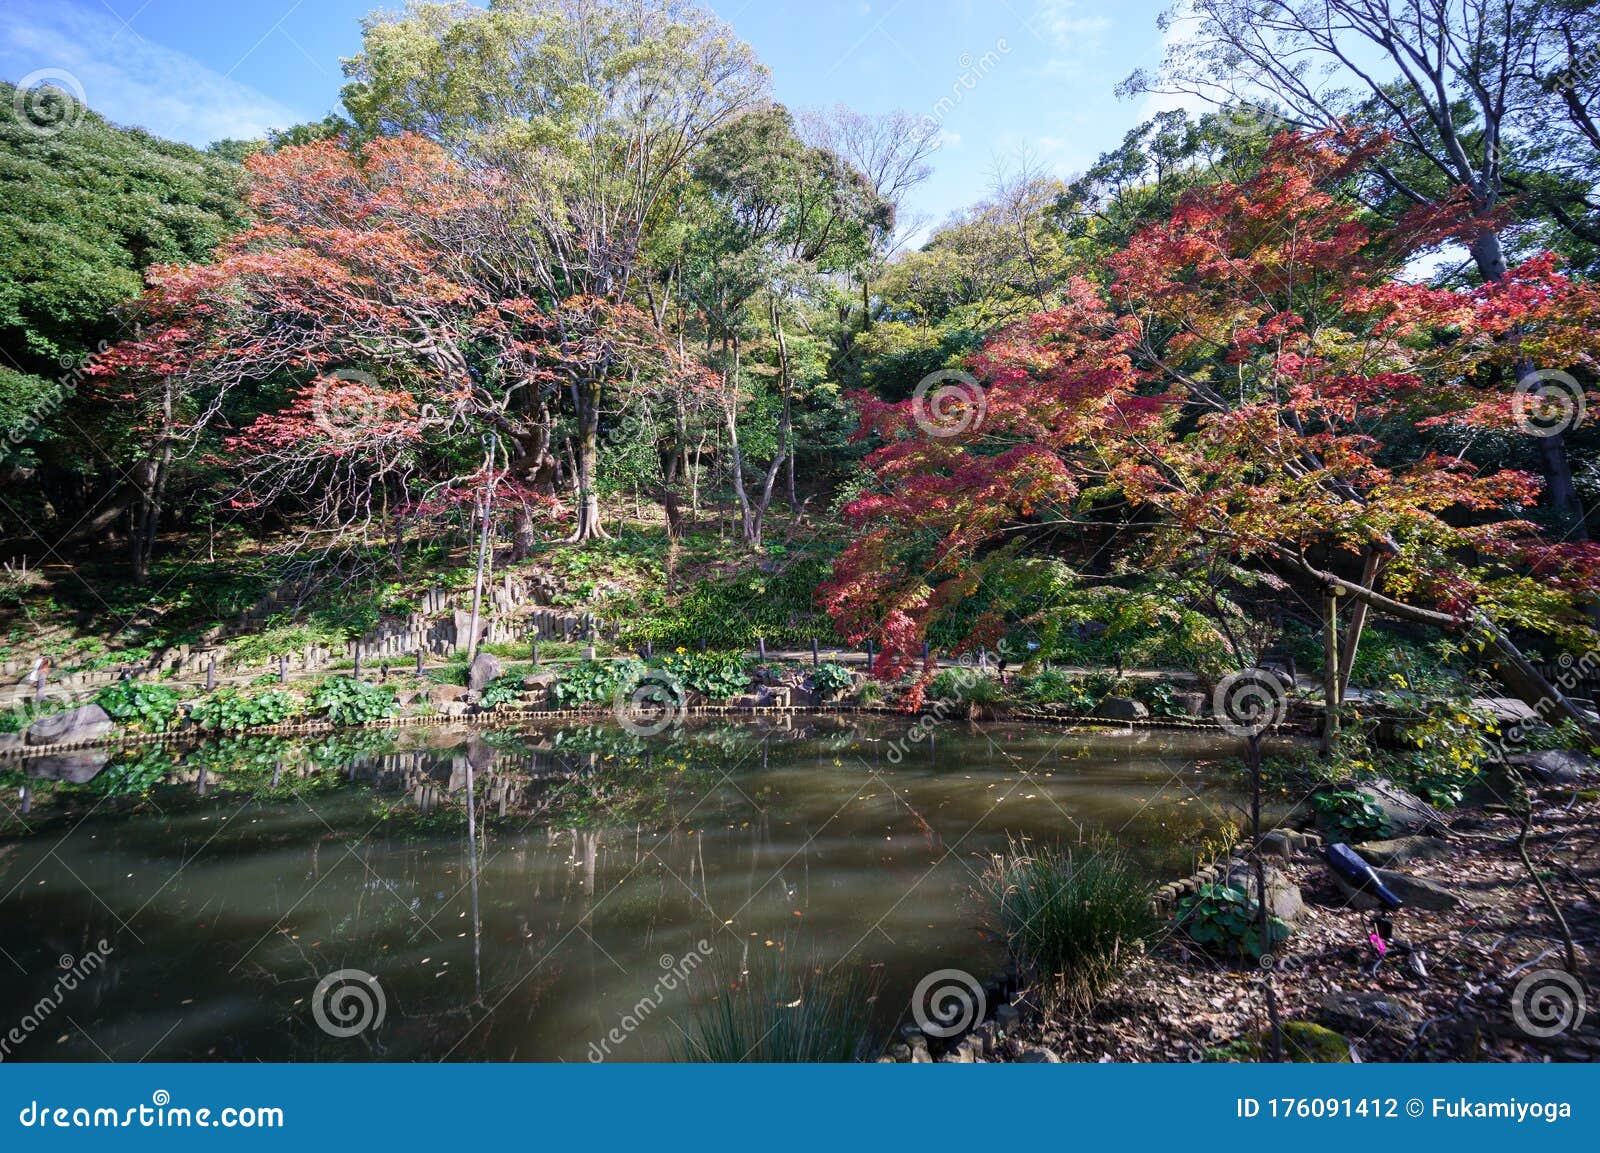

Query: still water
[{"left": 0, "top": 717, "right": 1251, "bottom": 1061}]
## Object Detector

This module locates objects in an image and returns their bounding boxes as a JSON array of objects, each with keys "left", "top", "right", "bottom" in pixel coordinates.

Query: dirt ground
[{"left": 999, "top": 790, "right": 1600, "bottom": 1062}]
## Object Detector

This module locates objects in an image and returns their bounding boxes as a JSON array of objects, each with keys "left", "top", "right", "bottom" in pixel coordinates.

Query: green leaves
[
  {"left": 1178, "top": 883, "right": 1291, "bottom": 962},
  {"left": 190, "top": 688, "right": 300, "bottom": 732},
  {"left": 311, "top": 677, "right": 397, "bottom": 727},
  {"left": 95, "top": 681, "right": 183, "bottom": 733}
]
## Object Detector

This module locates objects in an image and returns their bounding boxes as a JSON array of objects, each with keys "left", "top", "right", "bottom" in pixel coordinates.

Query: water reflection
[{"left": 0, "top": 717, "right": 1254, "bottom": 1061}]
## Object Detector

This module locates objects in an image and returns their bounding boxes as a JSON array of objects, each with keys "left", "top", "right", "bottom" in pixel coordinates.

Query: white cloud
[
  {"left": 1030, "top": 0, "right": 1111, "bottom": 69},
  {"left": 1, "top": 0, "right": 301, "bottom": 146}
]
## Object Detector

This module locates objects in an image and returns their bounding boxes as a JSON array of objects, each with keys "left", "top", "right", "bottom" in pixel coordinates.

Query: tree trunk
[
  {"left": 1336, "top": 551, "right": 1382, "bottom": 697},
  {"left": 569, "top": 380, "right": 607, "bottom": 542}
]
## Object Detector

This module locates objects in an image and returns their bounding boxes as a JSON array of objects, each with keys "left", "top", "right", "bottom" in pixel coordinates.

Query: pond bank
[{"left": 930, "top": 786, "right": 1599, "bottom": 1064}]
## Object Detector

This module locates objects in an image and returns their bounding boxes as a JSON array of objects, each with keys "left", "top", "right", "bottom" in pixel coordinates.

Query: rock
[
  {"left": 1016, "top": 1046, "right": 1061, "bottom": 1063},
  {"left": 25, "top": 703, "right": 114, "bottom": 747},
  {"left": 969, "top": 1021, "right": 996, "bottom": 1056},
  {"left": 909, "top": 1045, "right": 933, "bottom": 1063},
  {"left": 1094, "top": 695, "right": 1149, "bottom": 721},
  {"left": 728, "top": 693, "right": 762, "bottom": 709},
  {"left": 1257, "top": 829, "right": 1296, "bottom": 857},
  {"left": 437, "top": 701, "right": 471, "bottom": 718},
  {"left": 1277, "top": 1021, "right": 1353, "bottom": 1063},
  {"left": 1506, "top": 749, "right": 1600, "bottom": 786},
  {"left": 520, "top": 672, "right": 559, "bottom": 691},
  {"left": 1173, "top": 691, "right": 1207, "bottom": 716},
  {"left": 0, "top": 731, "right": 22, "bottom": 754},
  {"left": 1333, "top": 866, "right": 1460, "bottom": 912},
  {"left": 886, "top": 1042, "right": 911, "bottom": 1061},
  {"left": 898, "top": 1023, "right": 926, "bottom": 1042},
  {"left": 1316, "top": 992, "right": 1414, "bottom": 1038},
  {"left": 1353, "top": 835, "right": 1450, "bottom": 867},
  {"left": 24, "top": 749, "right": 111, "bottom": 783},
  {"left": 943, "top": 1043, "right": 975, "bottom": 1063},
  {"left": 1349, "top": 779, "right": 1446, "bottom": 837},
  {"left": 994, "top": 1004, "right": 1020, "bottom": 1031},
  {"left": 756, "top": 686, "right": 791, "bottom": 708},
  {"left": 428, "top": 683, "right": 471, "bottom": 706},
  {"left": 467, "top": 652, "right": 504, "bottom": 694},
  {"left": 1221, "top": 860, "right": 1305, "bottom": 924}
]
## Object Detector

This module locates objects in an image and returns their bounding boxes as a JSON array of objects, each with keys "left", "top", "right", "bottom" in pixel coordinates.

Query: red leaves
[{"left": 827, "top": 128, "right": 1600, "bottom": 672}]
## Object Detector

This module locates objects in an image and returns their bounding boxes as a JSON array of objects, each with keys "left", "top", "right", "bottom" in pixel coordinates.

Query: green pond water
[{"left": 0, "top": 717, "right": 1253, "bottom": 1061}]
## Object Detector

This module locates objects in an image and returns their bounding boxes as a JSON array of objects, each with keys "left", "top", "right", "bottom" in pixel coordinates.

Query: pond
[{"left": 0, "top": 717, "right": 1255, "bottom": 1061}]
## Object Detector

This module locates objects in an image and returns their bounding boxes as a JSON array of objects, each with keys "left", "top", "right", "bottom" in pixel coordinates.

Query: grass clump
[
  {"left": 981, "top": 838, "right": 1156, "bottom": 1011},
  {"left": 671, "top": 951, "right": 884, "bottom": 1063}
]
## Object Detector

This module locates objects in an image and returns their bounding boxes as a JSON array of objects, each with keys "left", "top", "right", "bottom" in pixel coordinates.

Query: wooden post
[
  {"left": 1337, "top": 551, "right": 1382, "bottom": 698},
  {"left": 206, "top": 654, "right": 215, "bottom": 692},
  {"left": 353, "top": 643, "right": 362, "bottom": 681},
  {"left": 757, "top": 636, "right": 766, "bottom": 661},
  {"left": 921, "top": 640, "right": 931, "bottom": 665},
  {"left": 279, "top": 654, "right": 288, "bottom": 684},
  {"left": 811, "top": 638, "right": 820, "bottom": 667},
  {"left": 1322, "top": 587, "right": 1341, "bottom": 757},
  {"left": 416, "top": 649, "right": 425, "bottom": 678},
  {"left": 531, "top": 639, "right": 539, "bottom": 667}
]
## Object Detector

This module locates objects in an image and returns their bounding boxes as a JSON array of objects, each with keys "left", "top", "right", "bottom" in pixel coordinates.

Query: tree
[
  {"left": 1123, "top": 0, "right": 1600, "bottom": 536},
  {"left": 92, "top": 135, "right": 701, "bottom": 579},
  {"left": 342, "top": 0, "right": 769, "bottom": 540},
  {"left": 825, "top": 130, "right": 1600, "bottom": 727},
  {"left": 0, "top": 81, "right": 245, "bottom": 547}
]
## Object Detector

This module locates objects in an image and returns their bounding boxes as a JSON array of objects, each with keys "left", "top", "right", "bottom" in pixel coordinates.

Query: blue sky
[{"left": 1, "top": 0, "right": 1182, "bottom": 229}]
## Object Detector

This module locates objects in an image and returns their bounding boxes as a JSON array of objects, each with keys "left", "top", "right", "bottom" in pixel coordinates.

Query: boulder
[
  {"left": 520, "top": 672, "right": 559, "bottom": 691},
  {"left": 1016, "top": 1046, "right": 1061, "bottom": 1063},
  {"left": 1221, "top": 860, "right": 1305, "bottom": 924},
  {"left": 25, "top": 749, "right": 111, "bottom": 783},
  {"left": 1094, "top": 695, "right": 1149, "bottom": 722},
  {"left": 437, "top": 701, "right": 471, "bottom": 718},
  {"left": 1333, "top": 866, "right": 1460, "bottom": 912},
  {"left": 994, "top": 1003, "right": 1021, "bottom": 1031},
  {"left": 1353, "top": 835, "right": 1451, "bottom": 867},
  {"left": 756, "top": 685, "right": 791, "bottom": 708},
  {"left": 0, "top": 731, "right": 22, "bottom": 754},
  {"left": 428, "top": 683, "right": 471, "bottom": 706},
  {"left": 1352, "top": 779, "right": 1446, "bottom": 837},
  {"left": 1316, "top": 992, "right": 1414, "bottom": 1039},
  {"left": 25, "top": 703, "right": 114, "bottom": 747},
  {"left": 1276, "top": 1021, "right": 1353, "bottom": 1063},
  {"left": 1506, "top": 749, "right": 1600, "bottom": 786},
  {"left": 467, "top": 652, "right": 504, "bottom": 694},
  {"left": 1173, "top": 691, "right": 1207, "bottom": 716}
]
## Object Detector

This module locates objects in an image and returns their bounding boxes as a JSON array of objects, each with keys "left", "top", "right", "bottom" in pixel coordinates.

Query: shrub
[
  {"left": 552, "top": 659, "right": 646, "bottom": 707},
  {"left": 1178, "top": 883, "right": 1291, "bottom": 961},
  {"left": 981, "top": 839, "right": 1156, "bottom": 1011},
  {"left": 1311, "top": 788, "right": 1388, "bottom": 841},
  {"left": 190, "top": 688, "right": 300, "bottom": 731},
  {"left": 672, "top": 951, "right": 883, "bottom": 1063},
  {"left": 659, "top": 651, "right": 751, "bottom": 700},
  {"left": 95, "top": 681, "right": 183, "bottom": 732},
  {"left": 1018, "top": 668, "right": 1096, "bottom": 710},
  {"left": 311, "top": 677, "right": 396, "bottom": 726},
  {"left": 810, "top": 662, "right": 855, "bottom": 696},
  {"left": 479, "top": 674, "right": 525, "bottom": 709}
]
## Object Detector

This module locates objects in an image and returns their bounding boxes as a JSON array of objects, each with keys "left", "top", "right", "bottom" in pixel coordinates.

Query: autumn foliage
[{"left": 824, "top": 130, "right": 1600, "bottom": 681}]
